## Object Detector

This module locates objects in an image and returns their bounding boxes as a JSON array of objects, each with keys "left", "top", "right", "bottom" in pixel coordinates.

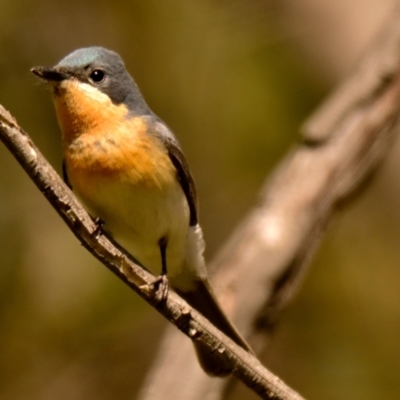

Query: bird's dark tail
[{"left": 176, "top": 279, "right": 253, "bottom": 376}]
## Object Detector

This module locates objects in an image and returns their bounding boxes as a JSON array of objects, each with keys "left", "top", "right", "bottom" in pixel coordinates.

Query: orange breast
[
  {"left": 64, "top": 117, "right": 176, "bottom": 198},
  {"left": 53, "top": 79, "right": 176, "bottom": 199}
]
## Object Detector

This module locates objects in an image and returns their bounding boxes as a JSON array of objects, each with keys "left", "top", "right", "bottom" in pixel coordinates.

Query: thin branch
[
  {"left": 138, "top": 7, "right": 400, "bottom": 400},
  {"left": 0, "top": 110, "right": 304, "bottom": 399}
]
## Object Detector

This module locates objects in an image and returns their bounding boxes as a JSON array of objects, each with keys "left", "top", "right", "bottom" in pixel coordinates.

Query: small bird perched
[{"left": 31, "top": 47, "right": 251, "bottom": 376}]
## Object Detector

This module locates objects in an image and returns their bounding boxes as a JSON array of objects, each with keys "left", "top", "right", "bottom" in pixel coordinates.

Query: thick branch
[
  {"left": 138, "top": 8, "right": 400, "bottom": 400},
  {"left": 0, "top": 110, "right": 303, "bottom": 399}
]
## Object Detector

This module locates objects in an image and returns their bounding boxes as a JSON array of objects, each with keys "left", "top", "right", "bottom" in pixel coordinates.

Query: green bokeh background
[{"left": 1, "top": 1, "right": 399, "bottom": 399}]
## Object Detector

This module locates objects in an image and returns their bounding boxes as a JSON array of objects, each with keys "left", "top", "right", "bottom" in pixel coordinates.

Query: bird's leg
[{"left": 152, "top": 236, "right": 169, "bottom": 303}]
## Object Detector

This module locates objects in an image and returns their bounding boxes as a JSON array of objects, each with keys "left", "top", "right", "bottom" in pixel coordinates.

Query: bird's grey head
[{"left": 34, "top": 46, "right": 151, "bottom": 115}]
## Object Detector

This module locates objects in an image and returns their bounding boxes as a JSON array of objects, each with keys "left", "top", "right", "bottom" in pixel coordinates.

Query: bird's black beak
[{"left": 31, "top": 66, "right": 71, "bottom": 82}]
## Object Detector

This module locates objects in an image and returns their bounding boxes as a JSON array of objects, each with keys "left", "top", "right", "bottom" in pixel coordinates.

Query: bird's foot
[
  {"left": 91, "top": 217, "right": 105, "bottom": 238},
  {"left": 151, "top": 274, "right": 169, "bottom": 304}
]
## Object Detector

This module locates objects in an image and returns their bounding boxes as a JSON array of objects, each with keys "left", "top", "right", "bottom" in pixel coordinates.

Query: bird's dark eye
[{"left": 90, "top": 69, "right": 105, "bottom": 83}]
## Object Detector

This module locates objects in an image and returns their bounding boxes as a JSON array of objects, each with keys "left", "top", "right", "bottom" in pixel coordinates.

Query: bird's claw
[
  {"left": 151, "top": 274, "right": 169, "bottom": 304},
  {"left": 91, "top": 217, "right": 105, "bottom": 238}
]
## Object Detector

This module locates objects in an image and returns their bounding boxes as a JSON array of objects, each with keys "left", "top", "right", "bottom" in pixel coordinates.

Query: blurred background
[{"left": 0, "top": 0, "right": 399, "bottom": 399}]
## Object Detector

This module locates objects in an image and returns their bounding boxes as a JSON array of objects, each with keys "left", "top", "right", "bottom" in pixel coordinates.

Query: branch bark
[
  {"left": 138, "top": 7, "right": 400, "bottom": 400},
  {"left": 0, "top": 105, "right": 304, "bottom": 397}
]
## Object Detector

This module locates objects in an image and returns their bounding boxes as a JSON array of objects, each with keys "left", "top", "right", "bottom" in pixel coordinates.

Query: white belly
[{"left": 74, "top": 176, "right": 193, "bottom": 282}]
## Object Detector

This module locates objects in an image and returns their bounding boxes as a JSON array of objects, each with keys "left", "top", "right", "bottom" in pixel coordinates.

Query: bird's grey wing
[
  {"left": 153, "top": 121, "right": 198, "bottom": 226},
  {"left": 151, "top": 120, "right": 253, "bottom": 376}
]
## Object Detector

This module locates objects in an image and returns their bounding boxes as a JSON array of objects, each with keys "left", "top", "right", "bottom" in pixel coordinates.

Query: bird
[{"left": 31, "top": 46, "right": 252, "bottom": 376}]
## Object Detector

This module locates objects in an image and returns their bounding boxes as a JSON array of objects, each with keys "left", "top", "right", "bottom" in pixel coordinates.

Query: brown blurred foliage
[{"left": 0, "top": 1, "right": 399, "bottom": 399}]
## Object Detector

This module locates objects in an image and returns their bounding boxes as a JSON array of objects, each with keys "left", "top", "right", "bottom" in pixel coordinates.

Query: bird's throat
[{"left": 51, "top": 80, "right": 129, "bottom": 143}]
